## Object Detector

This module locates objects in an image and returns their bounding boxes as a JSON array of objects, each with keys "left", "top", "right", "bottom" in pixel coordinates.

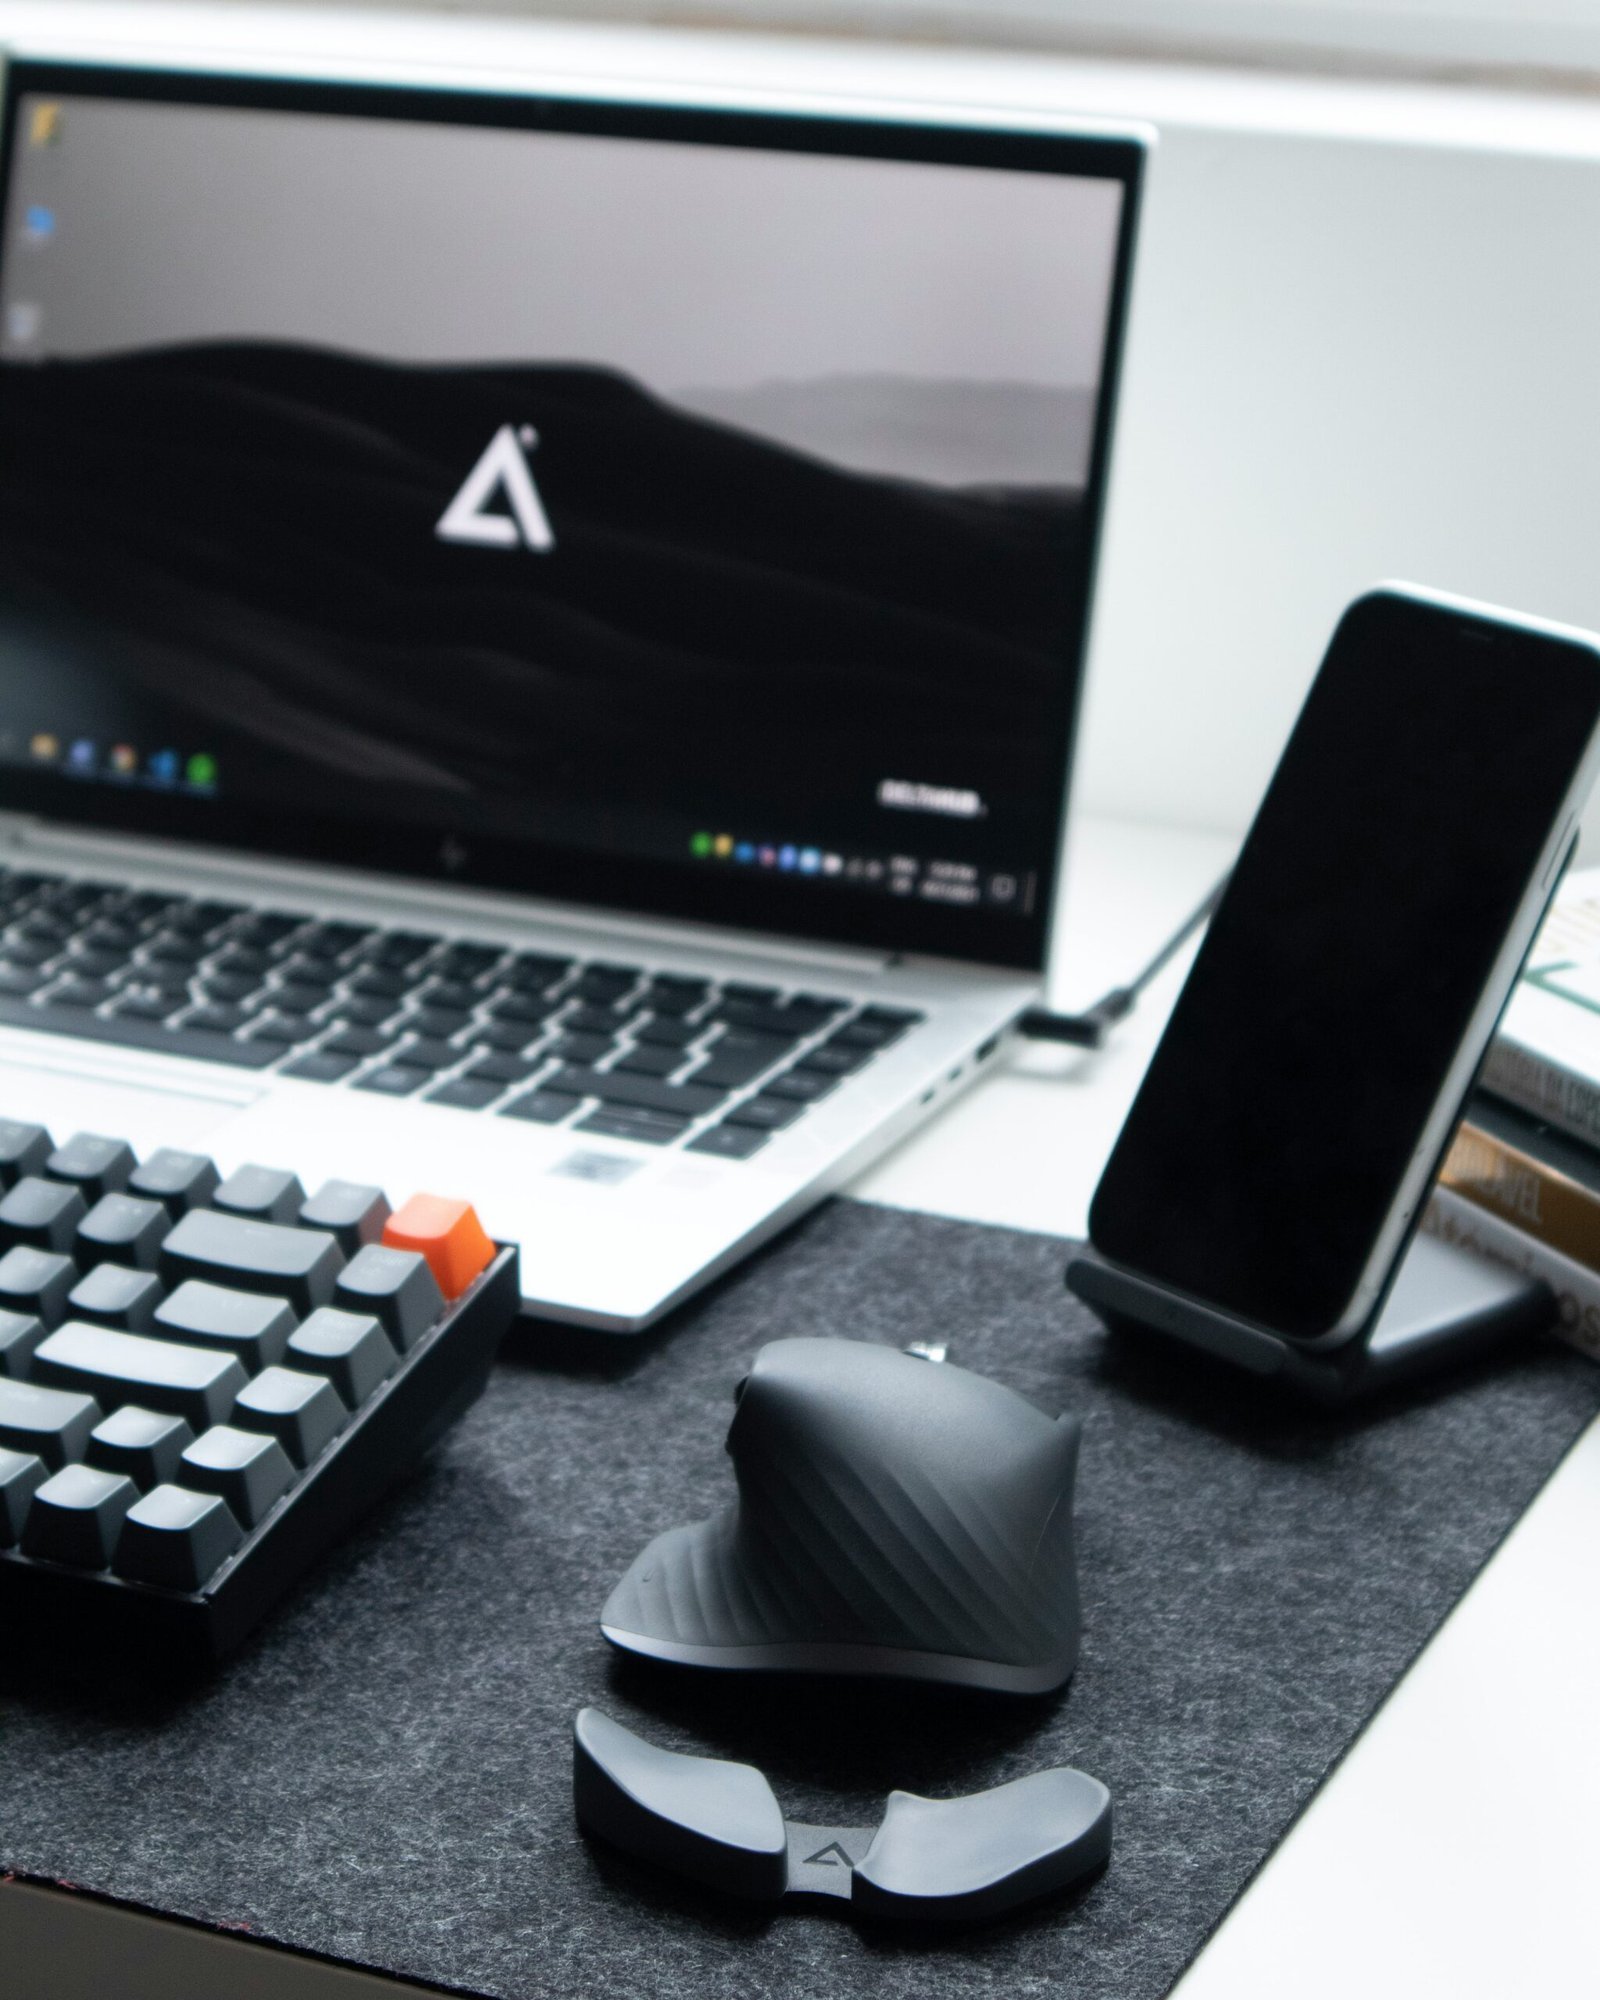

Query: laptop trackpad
[{"left": 0, "top": 1053, "right": 255, "bottom": 1155}]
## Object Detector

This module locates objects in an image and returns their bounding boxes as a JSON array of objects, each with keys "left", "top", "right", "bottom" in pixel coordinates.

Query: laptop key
[
  {"left": 0, "top": 1246, "right": 78, "bottom": 1325},
  {"left": 364, "top": 930, "right": 439, "bottom": 969},
  {"left": 426, "top": 1078, "right": 505, "bottom": 1111},
  {"left": 0, "top": 964, "right": 48, "bottom": 994},
  {"left": 327, "top": 997, "right": 402, "bottom": 1029},
  {"left": 410, "top": 1006, "right": 473, "bottom": 1038},
  {"left": 763, "top": 1069, "right": 840, "bottom": 1104},
  {"left": 0, "top": 1377, "right": 100, "bottom": 1468},
  {"left": 0, "top": 995, "right": 280, "bottom": 1069},
  {"left": 722, "top": 1097, "right": 805, "bottom": 1132},
  {"left": 128, "top": 1148, "right": 221, "bottom": 1216},
  {"left": 346, "top": 967, "right": 410, "bottom": 1000},
  {"left": 245, "top": 1012, "right": 321, "bottom": 1046},
  {"left": 613, "top": 1045, "right": 684, "bottom": 1078},
  {"left": 390, "top": 1038, "right": 458, "bottom": 1071},
  {"left": 111, "top": 992, "right": 185, "bottom": 1022},
  {"left": 686, "top": 1125, "right": 771, "bottom": 1160},
  {"left": 797, "top": 1043, "right": 874, "bottom": 1078},
  {"left": 50, "top": 977, "right": 115, "bottom": 1009},
  {"left": 0, "top": 1177, "right": 87, "bottom": 1252},
  {"left": 463, "top": 1053, "right": 539, "bottom": 1085},
  {"left": 576, "top": 1108, "right": 688, "bottom": 1146},
  {"left": 485, "top": 991, "right": 555, "bottom": 1025},
  {"left": 159, "top": 1209, "right": 343, "bottom": 1315},
  {"left": 268, "top": 981, "right": 331, "bottom": 1015},
  {"left": 545, "top": 1032, "right": 613, "bottom": 1065},
  {"left": 499, "top": 1091, "right": 577, "bottom": 1125},
  {"left": 545, "top": 1066, "right": 726, "bottom": 1118},
  {"left": 184, "top": 1003, "right": 250, "bottom": 1035},
  {"left": 721, "top": 983, "right": 781, "bottom": 1005},
  {"left": 280, "top": 1051, "right": 361, "bottom": 1083},
  {"left": 469, "top": 1021, "right": 540, "bottom": 1054},
  {"left": 505, "top": 952, "right": 573, "bottom": 990},
  {"left": 0, "top": 1121, "right": 52, "bottom": 1187},
  {"left": 114, "top": 1482, "right": 244, "bottom": 1591},
  {"left": 354, "top": 1063, "right": 430, "bottom": 1097},
  {"left": 320, "top": 1027, "right": 395, "bottom": 1059},
  {"left": 857, "top": 1006, "right": 927, "bottom": 1033},
  {"left": 34, "top": 1322, "right": 247, "bottom": 1431},
  {"left": 633, "top": 1016, "right": 701, "bottom": 1048}
]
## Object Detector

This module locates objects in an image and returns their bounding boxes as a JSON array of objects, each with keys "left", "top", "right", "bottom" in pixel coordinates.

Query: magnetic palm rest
[
  {"left": 600, "top": 1337, "right": 1082, "bottom": 1694},
  {"left": 574, "top": 1708, "right": 1112, "bottom": 1923}
]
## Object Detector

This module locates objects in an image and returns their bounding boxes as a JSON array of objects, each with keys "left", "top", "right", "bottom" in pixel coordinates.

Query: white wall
[{"left": 7, "top": 4, "right": 1600, "bottom": 851}]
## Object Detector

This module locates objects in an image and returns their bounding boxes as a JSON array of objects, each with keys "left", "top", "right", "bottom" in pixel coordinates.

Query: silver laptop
[{"left": 0, "top": 59, "right": 1142, "bottom": 1331}]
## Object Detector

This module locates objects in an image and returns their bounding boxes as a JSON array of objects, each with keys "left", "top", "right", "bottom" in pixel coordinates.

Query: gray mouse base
[
  {"left": 599, "top": 1624, "right": 1076, "bottom": 1696},
  {"left": 1068, "top": 1229, "right": 1553, "bottom": 1404}
]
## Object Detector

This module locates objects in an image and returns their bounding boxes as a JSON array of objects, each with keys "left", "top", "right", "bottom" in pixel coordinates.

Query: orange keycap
[{"left": 382, "top": 1194, "right": 496, "bottom": 1299}]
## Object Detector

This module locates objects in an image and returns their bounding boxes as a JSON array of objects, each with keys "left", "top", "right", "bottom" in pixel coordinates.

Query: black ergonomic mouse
[{"left": 600, "top": 1337, "right": 1082, "bottom": 1694}]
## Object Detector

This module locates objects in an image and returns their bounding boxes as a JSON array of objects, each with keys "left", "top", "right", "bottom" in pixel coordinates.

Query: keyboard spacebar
[{"left": 0, "top": 997, "right": 280, "bottom": 1070}]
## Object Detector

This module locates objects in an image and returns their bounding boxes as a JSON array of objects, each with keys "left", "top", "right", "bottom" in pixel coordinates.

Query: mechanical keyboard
[
  {"left": 0, "top": 1120, "right": 519, "bottom": 1666},
  {"left": 0, "top": 867, "right": 925, "bottom": 1159}
]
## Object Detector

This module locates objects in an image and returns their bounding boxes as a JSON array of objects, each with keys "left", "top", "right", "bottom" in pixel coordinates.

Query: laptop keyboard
[{"left": 0, "top": 868, "right": 925, "bottom": 1157}]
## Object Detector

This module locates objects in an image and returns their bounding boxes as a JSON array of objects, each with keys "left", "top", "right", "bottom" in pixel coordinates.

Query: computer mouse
[{"left": 600, "top": 1337, "right": 1082, "bottom": 1694}]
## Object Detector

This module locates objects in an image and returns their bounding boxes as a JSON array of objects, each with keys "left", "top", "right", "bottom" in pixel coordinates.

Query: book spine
[
  {"left": 1482, "top": 1035, "right": 1600, "bottom": 1151},
  {"left": 1422, "top": 1186, "right": 1600, "bottom": 1360},
  {"left": 1440, "top": 1121, "right": 1600, "bottom": 1271}
]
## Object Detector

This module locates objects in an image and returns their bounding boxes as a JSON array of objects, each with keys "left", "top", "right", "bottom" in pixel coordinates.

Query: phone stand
[{"left": 1066, "top": 1223, "right": 1554, "bottom": 1406}]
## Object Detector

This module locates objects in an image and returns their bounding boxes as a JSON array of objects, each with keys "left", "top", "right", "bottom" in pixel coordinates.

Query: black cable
[{"left": 1018, "top": 870, "right": 1231, "bottom": 1051}]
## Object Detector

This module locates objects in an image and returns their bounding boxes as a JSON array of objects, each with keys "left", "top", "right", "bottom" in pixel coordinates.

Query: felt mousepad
[{"left": 3, "top": 1196, "right": 1598, "bottom": 1998}]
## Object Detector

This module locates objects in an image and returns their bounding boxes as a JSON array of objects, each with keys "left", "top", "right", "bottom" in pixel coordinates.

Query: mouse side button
[
  {"left": 850, "top": 1767, "right": 1112, "bottom": 1921},
  {"left": 573, "top": 1707, "right": 788, "bottom": 1902}
]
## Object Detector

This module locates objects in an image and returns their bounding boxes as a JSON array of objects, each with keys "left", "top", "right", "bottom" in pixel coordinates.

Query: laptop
[{"left": 0, "top": 57, "right": 1143, "bottom": 1331}]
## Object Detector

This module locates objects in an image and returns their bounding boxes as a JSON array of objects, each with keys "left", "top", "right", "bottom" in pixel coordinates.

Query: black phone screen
[{"left": 1089, "top": 590, "right": 1600, "bottom": 1340}]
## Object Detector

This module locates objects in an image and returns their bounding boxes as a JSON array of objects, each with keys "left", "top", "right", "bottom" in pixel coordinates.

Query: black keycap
[
  {"left": 345, "top": 968, "right": 410, "bottom": 1000},
  {"left": 122, "top": 891, "right": 185, "bottom": 926},
  {"left": 171, "top": 899, "right": 245, "bottom": 937},
  {"left": 287, "top": 1307, "right": 398, "bottom": 1407},
  {"left": 634, "top": 1016, "right": 701, "bottom": 1049},
  {"left": 0, "top": 997, "right": 281, "bottom": 1069},
  {"left": 155, "top": 1281, "right": 295, "bottom": 1372},
  {"left": 293, "top": 1182, "right": 389, "bottom": 1260},
  {"left": 797, "top": 1043, "right": 873, "bottom": 1078},
  {"left": 21, "top": 1462, "right": 136, "bottom": 1567},
  {"left": 762, "top": 1069, "right": 840, "bottom": 1104},
  {"left": 790, "top": 992, "right": 852, "bottom": 1014},
  {"left": 721, "top": 982, "right": 781, "bottom": 1004},
  {"left": 0, "top": 1444, "right": 46, "bottom": 1543},
  {"left": 184, "top": 1003, "right": 249, "bottom": 1035},
  {"left": 141, "top": 934, "right": 207, "bottom": 966},
  {"left": 575, "top": 1109, "right": 688, "bottom": 1146},
  {"left": 232, "top": 911, "right": 307, "bottom": 949},
  {"left": 298, "top": 922, "right": 372, "bottom": 960},
  {"left": 34, "top": 1322, "right": 247, "bottom": 1431},
  {"left": 830, "top": 1018, "right": 906, "bottom": 1050},
  {"left": 504, "top": 952, "right": 572, "bottom": 992},
  {"left": 354, "top": 1063, "right": 430, "bottom": 1097},
  {"left": 364, "top": 930, "right": 439, "bottom": 969},
  {"left": 857, "top": 1005, "right": 926, "bottom": 1029},
  {"left": 0, "top": 1309, "right": 45, "bottom": 1379},
  {"left": 49, "top": 977, "right": 114, "bottom": 1009},
  {"left": 545, "top": 1032, "right": 613, "bottom": 1065},
  {"left": 65, "top": 950, "right": 128, "bottom": 980},
  {"left": 708, "top": 1002, "right": 808, "bottom": 1041},
  {"left": 392, "top": 1038, "right": 460, "bottom": 1071},
  {"left": 565, "top": 1005, "right": 634, "bottom": 1037},
  {"left": 499, "top": 1091, "right": 577, "bottom": 1125},
  {"left": 0, "top": 1245, "right": 78, "bottom": 1325},
  {"left": 613, "top": 1045, "right": 684, "bottom": 1078},
  {"left": 160, "top": 1209, "right": 343, "bottom": 1316},
  {"left": 0, "top": 964, "right": 48, "bottom": 995},
  {"left": 267, "top": 981, "right": 329, "bottom": 1015},
  {"left": 213, "top": 1165, "right": 307, "bottom": 1226},
  {"left": 234, "top": 1366, "right": 345, "bottom": 1467},
  {"left": 425, "top": 1079, "right": 504, "bottom": 1110},
  {"left": 114, "top": 1482, "right": 243, "bottom": 1590},
  {"left": 67, "top": 1264, "right": 164, "bottom": 1331},
  {"left": 45, "top": 1132, "right": 136, "bottom": 1202},
  {"left": 333, "top": 1245, "right": 444, "bottom": 1351},
  {"left": 470, "top": 1021, "right": 540, "bottom": 1054},
  {"left": 686, "top": 1039, "right": 790, "bottom": 1090},
  {"left": 86, "top": 1406, "right": 194, "bottom": 1489},
  {"left": 485, "top": 991, "right": 554, "bottom": 1025},
  {"left": 1, "top": 941, "right": 63, "bottom": 969},
  {"left": 585, "top": 960, "right": 641, "bottom": 982},
  {"left": 180, "top": 1425, "right": 294, "bottom": 1526},
  {"left": 280, "top": 1051, "right": 360, "bottom": 1083},
  {"left": 326, "top": 997, "right": 399, "bottom": 1028},
  {"left": 0, "top": 1119, "right": 51, "bottom": 1187},
  {"left": 274, "top": 958, "right": 338, "bottom": 993},
  {"left": 245, "top": 1011, "right": 321, "bottom": 1047},
  {"left": 0, "top": 1377, "right": 100, "bottom": 1468},
  {"left": 436, "top": 942, "right": 503, "bottom": 977},
  {"left": 75, "top": 1192, "right": 171, "bottom": 1269},
  {"left": 111, "top": 992, "right": 185, "bottom": 1022},
  {"left": 0, "top": 1175, "right": 87, "bottom": 1252},
  {"left": 416, "top": 978, "right": 480, "bottom": 1011},
  {"left": 723, "top": 1097, "right": 805, "bottom": 1132},
  {"left": 686, "top": 1125, "right": 771, "bottom": 1160},
  {"left": 463, "top": 1054, "right": 538, "bottom": 1086},
  {"left": 128, "top": 1148, "right": 220, "bottom": 1216},
  {"left": 210, "top": 948, "right": 272, "bottom": 979},
  {"left": 545, "top": 1066, "right": 725, "bottom": 1118},
  {"left": 194, "top": 974, "right": 261, "bottom": 1005}
]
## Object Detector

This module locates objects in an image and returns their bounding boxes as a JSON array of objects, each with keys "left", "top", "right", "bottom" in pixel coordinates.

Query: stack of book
[{"left": 1423, "top": 863, "right": 1600, "bottom": 1359}]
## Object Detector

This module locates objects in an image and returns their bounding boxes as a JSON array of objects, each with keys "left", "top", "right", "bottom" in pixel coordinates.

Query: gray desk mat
[{"left": 3, "top": 1197, "right": 1598, "bottom": 1999}]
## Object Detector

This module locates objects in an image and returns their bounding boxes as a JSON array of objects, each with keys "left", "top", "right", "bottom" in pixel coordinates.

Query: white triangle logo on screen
[{"left": 435, "top": 424, "right": 556, "bottom": 551}]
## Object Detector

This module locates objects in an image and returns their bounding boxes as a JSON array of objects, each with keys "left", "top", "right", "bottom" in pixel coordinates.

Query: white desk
[{"left": 862, "top": 812, "right": 1600, "bottom": 2000}]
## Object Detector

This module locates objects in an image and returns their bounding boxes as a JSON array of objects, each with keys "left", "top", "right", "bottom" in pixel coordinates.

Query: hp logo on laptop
[{"left": 435, "top": 424, "right": 556, "bottom": 552}]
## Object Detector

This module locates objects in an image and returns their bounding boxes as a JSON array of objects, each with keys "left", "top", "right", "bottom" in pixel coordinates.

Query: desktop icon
[
  {"left": 186, "top": 752, "right": 218, "bottom": 788},
  {"left": 822, "top": 853, "right": 843, "bottom": 876},
  {"left": 690, "top": 831, "right": 713, "bottom": 858},
  {"left": 778, "top": 845, "right": 798, "bottom": 871},
  {"left": 758, "top": 846, "right": 777, "bottom": 867},
  {"left": 28, "top": 103, "right": 62, "bottom": 149},
  {"left": 109, "top": 744, "right": 137, "bottom": 776},
  {"left": 799, "top": 848, "right": 822, "bottom": 875},
  {"left": 67, "top": 738, "right": 95, "bottom": 772},
  {"left": 148, "top": 749, "right": 179, "bottom": 784},
  {"left": 734, "top": 842, "right": 756, "bottom": 864},
  {"left": 713, "top": 834, "right": 734, "bottom": 859},
  {"left": 29, "top": 731, "right": 58, "bottom": 763},
  {"left": 21, "top": 206, "right": 55, "bottom": 246}
]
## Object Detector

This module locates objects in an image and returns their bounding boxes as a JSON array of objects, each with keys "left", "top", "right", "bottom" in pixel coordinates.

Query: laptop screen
[{"left": 0, "top": 65, "right": 1139, "bottom": 972}]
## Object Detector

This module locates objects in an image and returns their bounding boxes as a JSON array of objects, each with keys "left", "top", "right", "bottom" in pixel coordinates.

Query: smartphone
[{"left": 1088, "top": 583, "right": 1600, "bottom": 1348}]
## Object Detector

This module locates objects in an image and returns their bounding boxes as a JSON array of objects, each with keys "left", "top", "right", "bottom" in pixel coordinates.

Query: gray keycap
[
  {"left": 180, "top": 1424, "right": 295, "bottom": 1526},
  {"left": 21, "top": 1462, "right": 136, "bottom": 1567},
  {"left": 286, "top": 1308, "right": 398, "bottom": 1407},
  {"left": 0, "top": 1175, "right": 88, "bottom": 1253},
  {"left": 213, "top": 1165, "right": 307, "bottom": 1225},
  {"left": 0, "top": 1377, "right": 100, "bottom": 1468},
  {"left": 0, "top": 1443, "right": 46, "bottom": 1543},
  {"left": 74, "top": 1192, "right": 171, "bottom": 1270},
  {"left": 333, "top": 1245, "right": 444, "bottom": 1351},
  {"left": 85, "top": 1406, "right": 195, "bottom": 1490},
  {"left": 0, "top": 1308, "right": 45, "bottom": 1379},
  {"left": 298, "top": 1180, "right": 391, "bottom": 1256},
  {"left": 44, "top": 1132, "right": 137, "bottom": 1202},
  {"left": 154, "top": 1281, "right": 296, "bottom": 1371},
  {"left": 127, "top": 1147, "right": 221, "bottom": 1216},
  {"left": 234, "top": 1366, "right": 345, "bottom": 1466},
  {"left": 67, "top": 1263, "right": 164, "bottom": 1331},
  {"left": 33, "top": 1321, "right": 247, "bottom": 1432},
  {"left": 115, "top": 1482, "right": 244, "bottom": 1590},
  {"left": 159, "top": 1209, "right": 344, "bottom": 1315},
  {"left": 0, "top": 1119, "right": 51, "bottom": 1187},
  {"left": 0, "top": 1245, "right": 79, "bottom": 1326}
]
